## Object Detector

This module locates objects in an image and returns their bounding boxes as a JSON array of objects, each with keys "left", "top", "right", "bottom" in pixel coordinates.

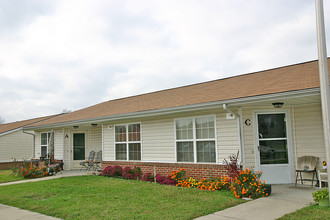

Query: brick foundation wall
[
  {"left": 0, "top": 160, "right": 64, "bottom": 170},
  {"left": 0, "top": 161, "right": 24, "bottom": 170},
  {"left": 102, "top": 161, "right": 228, "bottom": 180}
]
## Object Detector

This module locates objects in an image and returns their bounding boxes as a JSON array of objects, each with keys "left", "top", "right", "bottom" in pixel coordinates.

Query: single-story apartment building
[
  {"left": 0, "top": 114, "right": 61, "bottom": 169},
  {"left": 25, "top": 58, "right": 330, "bottom": 184}
]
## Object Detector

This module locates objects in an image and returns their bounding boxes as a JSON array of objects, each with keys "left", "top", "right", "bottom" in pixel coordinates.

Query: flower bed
[
  {"left": 231, "top": 168, "right": 267, "bottom": 199},
  {"left": 102, "top": 164, "right": 269, "bottom": 199},
  {"left": 20, "top": 164, "right": 48, "bottom": 179}
]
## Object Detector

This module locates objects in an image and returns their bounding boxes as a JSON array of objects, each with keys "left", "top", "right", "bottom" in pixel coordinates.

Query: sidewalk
[
  {"left": 0, "top": 170, "right": 90, "bottom": 186},
  {"left": 0, "top": 204, "right": 61, "bottom": 220},
  {"left": 196, "top": 184, "right": 317, "bottom": 220},
  {"left": 0, "top": 170, "right": 89, "bottom": 220}
]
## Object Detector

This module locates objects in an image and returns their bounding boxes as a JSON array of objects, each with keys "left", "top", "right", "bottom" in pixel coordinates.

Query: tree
[{"left": 62, "top": 109, "right": 72, "bottom": 114}]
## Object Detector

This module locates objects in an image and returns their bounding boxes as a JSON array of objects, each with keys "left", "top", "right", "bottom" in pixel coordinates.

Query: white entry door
[{"left": 256, "top": 112, "right": 293, "bottom": 184}]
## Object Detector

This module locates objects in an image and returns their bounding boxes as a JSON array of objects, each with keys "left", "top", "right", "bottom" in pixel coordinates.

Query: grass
[
  {"left": 278, "top": 204, "right": 330, "bottom": 220},
  {"left": 0, "top": 175, "right": 245, "bottom": 219},
  {"left": 0, "top": 170, "right": 24, "bottom": 183}
]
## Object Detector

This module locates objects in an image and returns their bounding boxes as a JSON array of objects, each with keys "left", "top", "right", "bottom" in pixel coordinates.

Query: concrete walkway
[
  {"left": 0, "top": 170, "right": 90, "bottom": 186},
  {"left": 196, "top": 184, "right": 317, "bottom": 220},
  {"left": 0, "top": 170, "right": 90, "bottom": 220},
  {"left": 0, "top": 204, "right": 61, "bottom": 220}
]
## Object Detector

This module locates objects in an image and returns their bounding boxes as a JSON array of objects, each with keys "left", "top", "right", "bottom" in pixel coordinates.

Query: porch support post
[{"left": 315, "top": 0, "right": 330, "bottom": 198}]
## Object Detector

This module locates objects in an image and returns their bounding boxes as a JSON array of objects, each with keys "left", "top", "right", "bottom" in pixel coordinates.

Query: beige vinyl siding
[
  {"left": 294, "top": 104, "right": 325, "bottom": 169},
  {"left": 0, "top": 130, "right": 34, "bottom": 162},
  {"left": 54, "top": 130, "right": 63, "bottom": 160},
  {"left": 102, "top": 108, "right": 240, "bottom": 164},
  {"left": 63, "top": 129, "right": 70, "bottom": 170},
  {"left": 216, "top": 112, "right": 239, "bottom": 163},
  {"left": 142, "top": 118, "right": 175, "bottom": 162},
  {"left": 241, "top": 107, "right": 255, "bottom": 168},
  {"left": 103, "top": 124, "right": 115, "bottom": 161},
  {"left": 89, "top": 127, "right": 102, "bottom": 153},
  {"left": 34, "top": 132, "right": 41, "bottom": 158}
]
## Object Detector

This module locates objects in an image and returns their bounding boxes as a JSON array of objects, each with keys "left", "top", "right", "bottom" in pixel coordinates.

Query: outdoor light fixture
[
  {"left": 272, "top": 102, "right": 284, "bottom": 108},
  {"left": 91, "top": 123, "right": 98, "bottom": 127},
  {"left": 73, "top": 126, "right": 79, "bottom": 129}
]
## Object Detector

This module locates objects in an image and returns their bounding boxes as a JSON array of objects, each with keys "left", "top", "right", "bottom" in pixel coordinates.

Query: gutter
[
  {"left": 23, "top": 130, "right": 36, "bottom": 158},
  {"left": 223, "top": 104, "right": 244, "bottom": 168}
]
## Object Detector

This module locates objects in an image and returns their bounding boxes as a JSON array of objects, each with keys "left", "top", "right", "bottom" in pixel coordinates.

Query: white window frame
[
  {"left": 40, "top": 132, "right": 51, "bottom": 158},
  {"left": 114, "top": 123, "right": 142, "bottom": 161},
  {"left": 175, "top": 115, "right": 217, "bottom": 163}
]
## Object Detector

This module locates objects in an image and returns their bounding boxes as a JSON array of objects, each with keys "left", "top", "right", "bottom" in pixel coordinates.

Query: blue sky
[{"left": 0, "top": 0, "right": 329, "bottom": 123}]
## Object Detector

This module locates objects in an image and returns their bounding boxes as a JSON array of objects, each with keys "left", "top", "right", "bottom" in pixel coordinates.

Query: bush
[
  {"left": 177, "top": 177, "right": 199, "bottom": 188},
  {"left": 223, "top": 152, "right": 240, "bottom": 182},
  {"left": 313, "top": 188, "right": 329, "bottom": 204},
  {"left": 170, "top": 168, "right": 186, "bottom": 181},
  {"left": 231, "top": 168, "right": 266, "bottom": 199},
  {"left": 197, "top": 176, "right": 231, "bottom": 191},
  {"left": 141, "top": 173, "right": 154, "bottom": 182},
  {"left": 102, "top": 165, "right": 123, "bottom": 177},
  {"left": 122, "top": 166, "right": 142, "bottom": 180},
  {"left": 155, "top": 174, "right": 177, "bottom": 185},
  {"left": 20, "top": 164, "right": 48, "bottom": 179}
]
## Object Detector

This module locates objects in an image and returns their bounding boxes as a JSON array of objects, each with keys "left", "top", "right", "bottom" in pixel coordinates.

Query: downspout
[
  {"left": 23, "top": 130, "right": 36, "bottom": 159},
  {"left": 223, "top": 104, "right": 244, "bottom": 168}
]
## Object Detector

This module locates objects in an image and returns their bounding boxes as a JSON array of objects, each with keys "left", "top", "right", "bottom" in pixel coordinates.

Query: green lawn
[
  {"left": 0, "top": 170, "right": 24, "bottom": 183},
  {"left": 0, "top": 175, "right": 245, "bottom": 219},
  {"left": 278, "top": 204, "right": 330, "bottom": 220}
]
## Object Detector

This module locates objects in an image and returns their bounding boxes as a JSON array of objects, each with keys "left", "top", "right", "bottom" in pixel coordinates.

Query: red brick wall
[
  {"left": 0, "top": 160, "right": 63, "bottom": 170},
  {"left": 102, "top": 161, "right": 228, "bottom": 180},
  {"left": 0, "top": 161, "right": 24, "bottom": 170}
]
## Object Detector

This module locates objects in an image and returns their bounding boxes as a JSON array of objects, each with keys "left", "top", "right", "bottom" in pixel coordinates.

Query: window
[
  {"left": 115, "top": 123, "right": 141, "bottom": 161},
  {"left": 176, "top": 116, "right": 216, "bottom": 163},
  {"left": 41, "top": 132, "right": 51, "bottom": 158}
]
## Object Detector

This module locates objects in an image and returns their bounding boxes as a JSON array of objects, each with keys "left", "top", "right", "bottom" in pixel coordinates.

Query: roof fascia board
[
  {"left": 26, "top": 88, "right": 320, "bottom": 130},
  {"left": 0, "top": 127, "right": 22, "bottom": 136}
]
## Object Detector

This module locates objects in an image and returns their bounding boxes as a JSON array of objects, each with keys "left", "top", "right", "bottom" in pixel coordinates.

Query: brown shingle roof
[
  {"left": 27, "top": 59, "right": 329, "bottom": 128},
  {"left": 0, "top": 114, "right": 62, "bottom": 134}
]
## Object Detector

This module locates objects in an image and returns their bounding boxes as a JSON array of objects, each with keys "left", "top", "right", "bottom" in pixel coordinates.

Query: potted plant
[
  {"left": 312, "top": 188, "right": 330, "bottom": 207},
  {"left": 323, "top": 161, "right": 327, "bottom": 170}
]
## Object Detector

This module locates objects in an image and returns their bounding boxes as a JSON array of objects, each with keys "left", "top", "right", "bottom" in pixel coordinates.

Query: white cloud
[{"left": 0, "top": 0, "right": 329, "bottom": 122}]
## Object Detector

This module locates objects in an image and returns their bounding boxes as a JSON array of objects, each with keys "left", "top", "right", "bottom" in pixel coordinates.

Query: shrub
[
  {"left": 196, "top": 176, "right": 231, "bottom": 191},
  {"left": 223, "top": 152, "right": 240, "bottom": 182},
  {"left": 231, "top": 168, "right": 266, "bottom": 199},
  {"left": 10, "top": 158, "right": 21, "bottom": 176},
  {"left": 155, "top": 174, "right": 177, "bottom": 185},
  {"left": 122, "top": 166, "right": 142, "bottom": 180},
  {"left": 141, "top": 173, "right": 154, "bottom": 182},
  {"left": 20, "top": 164, "right": 48, "bottom": 179},
  {"left": 312, "top": 188, "right": 329, "bottom": 204},
  {"left": 177, "top": 177, "right": 199, "bottom": 188},
  {"left": 170, "top": 168, "right": 186, "bottom": 181},
  {"left": 102, "top": 165, "right": 123, "bottom": 177}
]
